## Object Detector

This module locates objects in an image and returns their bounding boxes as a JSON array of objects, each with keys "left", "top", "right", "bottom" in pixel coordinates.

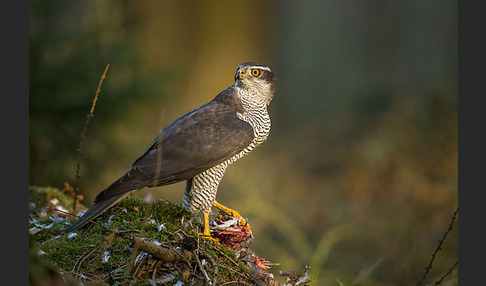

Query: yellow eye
[{"left": 251, "top": 69, "right": 260, "bottom": 77}]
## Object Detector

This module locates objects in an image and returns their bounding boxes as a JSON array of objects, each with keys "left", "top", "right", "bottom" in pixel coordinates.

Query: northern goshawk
[{"left": 66, "top": 62, "right": 276, "bottom": 236}]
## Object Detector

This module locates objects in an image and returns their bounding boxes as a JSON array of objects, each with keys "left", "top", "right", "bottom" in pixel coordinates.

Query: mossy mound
[
  {"left": 29, "top": 186, "right": 311, "bottom": 285},
  {"left": 29, "top": 185, "right": 86, "bottom": 216}
]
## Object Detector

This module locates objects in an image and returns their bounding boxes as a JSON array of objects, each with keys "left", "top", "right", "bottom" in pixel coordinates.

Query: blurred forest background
[{"left": 29, "top": 0, "right": 457, "bottom": 285}]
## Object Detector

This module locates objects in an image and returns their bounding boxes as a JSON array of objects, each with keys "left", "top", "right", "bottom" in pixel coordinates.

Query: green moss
[
  {"left": 30, "top": 191, "right": 189, "bottom": 283},
  {"left": 217, "top": 265, "right": 232, "bottom": 278},
  {"left": 220, "top": 244, "right": 237, "bottom": 261},
  {"left": 29, "top": 185, "right": 87, "bottom": 214},
  {"left": 29, "top": 185, "right": 278, "bottom": 285},
  {"left": 238, "top": 261, "right": 250, "bottom": 273}
]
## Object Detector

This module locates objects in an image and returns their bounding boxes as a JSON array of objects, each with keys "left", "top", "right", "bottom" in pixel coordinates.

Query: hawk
[{"left": 66, "top": 62, "right": 276, "bottom": 236}]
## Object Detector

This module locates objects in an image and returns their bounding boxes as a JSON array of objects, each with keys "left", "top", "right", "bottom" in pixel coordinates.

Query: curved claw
[
  {"left": 213, "top": 201, "right": 252, "bottom": 232},
  {"left": 198, "top": 232, "right": 220, "bottom": 245}
]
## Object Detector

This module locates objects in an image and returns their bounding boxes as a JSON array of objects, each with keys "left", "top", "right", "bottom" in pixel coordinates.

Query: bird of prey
[{"left": 66, "top": 62, "right": 276, "bottom": 236}]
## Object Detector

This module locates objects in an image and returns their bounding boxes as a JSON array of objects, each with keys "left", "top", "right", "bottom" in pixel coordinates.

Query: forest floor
[{"left": 29, "top": 185, "right": 311, "bottom": 286}]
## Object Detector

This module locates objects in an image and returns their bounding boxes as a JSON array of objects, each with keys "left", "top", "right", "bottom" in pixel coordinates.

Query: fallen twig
[
  {"left": 51, "top": 207, "right": 112, "bottom": 231},
  {"left": 195, "top": 251, "right": 212, "bottom": 285},
  {"left": 72, "top": 243, "right": 102, "bottom": 275},
  {"left": 132, "top": 237, "right": 194, "bottom": 262},
  {"left": 199, "top": 251, "right": 218, "bottom": 285}
]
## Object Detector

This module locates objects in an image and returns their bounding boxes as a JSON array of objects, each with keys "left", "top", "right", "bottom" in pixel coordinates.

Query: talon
[
  {"left": 212, "top": 201, "right": 253, "bottom": 233},
  {"left": 239, "top": 218, "right": 252, "bottom": 233},
  {"left": 198, "top": 232, "right": 220, "bottom": 245}
]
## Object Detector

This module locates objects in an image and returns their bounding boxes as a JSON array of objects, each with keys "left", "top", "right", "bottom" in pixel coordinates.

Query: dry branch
[
  {"left": 416, "top": 208, "right": 458, "bottom": 286},
  {"left": 434, "top": 260, "right": 458, "bottom": 285},
  {"left": 132, "top": 237, "right": 194, "bottom": 262},
  {"left": 52, "top": 207, "right": 112, "bottom": 231},
  {"left": 73, "top": 64, "right": 110, "bottom": 214}
]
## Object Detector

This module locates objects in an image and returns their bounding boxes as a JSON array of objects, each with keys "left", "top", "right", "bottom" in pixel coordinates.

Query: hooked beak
[{"left": 235, "top": 69, "right": 246, "bottom": 82}]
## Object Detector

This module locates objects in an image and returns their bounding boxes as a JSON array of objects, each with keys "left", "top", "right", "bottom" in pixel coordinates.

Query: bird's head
[{"left": 234, "top": 62, "right": 276, "bottom": 105}]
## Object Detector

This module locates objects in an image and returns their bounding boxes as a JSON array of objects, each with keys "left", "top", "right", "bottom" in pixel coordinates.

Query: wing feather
[
  {"left": 66, "top": 86, "right": 254, "bottom": 233},
  {"left": 94, "top": 87, "right": 253, "bottom": 203}
]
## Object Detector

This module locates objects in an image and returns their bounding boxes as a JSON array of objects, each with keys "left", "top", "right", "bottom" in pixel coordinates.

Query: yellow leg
[
  {"left": 203, "top": 212, "right": 211, "bottom": 237},
  {"left": 213, "top": 201, "right": 252, "bottom": 232},
  {"left": 198, "top": 212, "right": 220, "bottom": 244}
]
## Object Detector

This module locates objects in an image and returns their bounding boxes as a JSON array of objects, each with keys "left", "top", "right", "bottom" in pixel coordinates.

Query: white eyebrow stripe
[{"left": 247, "top": 66, "right": 272, "bottom": 72}]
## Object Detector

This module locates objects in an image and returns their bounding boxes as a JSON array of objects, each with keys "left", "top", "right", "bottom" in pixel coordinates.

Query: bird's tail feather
[
  {"left": 64, "top": 179, "right": 135, "bottom": 233},
  {"left": 65, "top": 193, "right": 128, "bottom": 233}
]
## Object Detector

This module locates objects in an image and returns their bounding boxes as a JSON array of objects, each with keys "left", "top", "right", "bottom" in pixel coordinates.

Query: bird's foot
[
  {"left": 198, "top": 212, "right": 220, "bottom": 245},
  {"left": 212, "top": 201, "right": 252, "bottom": 233},
  {"left": 198, "top": 233, "right": 220, "bottom": 245}
]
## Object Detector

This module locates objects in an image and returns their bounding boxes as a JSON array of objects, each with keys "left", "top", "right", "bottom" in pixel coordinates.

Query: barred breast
[{"left": 182, "top": 88, "right": 271, "bottom": 214}]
